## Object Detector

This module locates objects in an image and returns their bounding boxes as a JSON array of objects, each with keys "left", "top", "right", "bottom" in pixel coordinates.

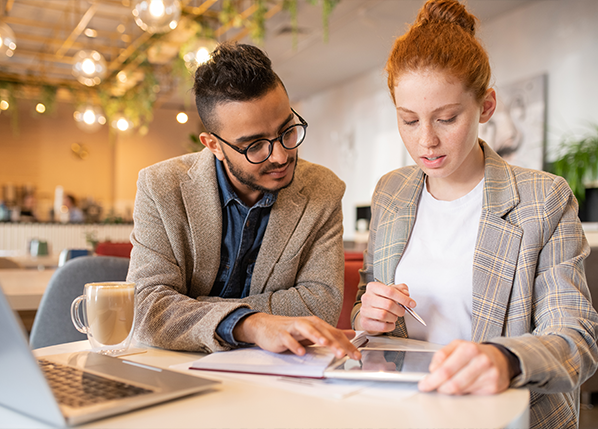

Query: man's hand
[
  {"left": 233, "top": 313, "right": 361, "bottom": 360},
  {"left": 355, "top": 280, "right": 416, "bottom": 334},
  {"left": 418, "top": 340, "right": 512, "bottom": 395}
]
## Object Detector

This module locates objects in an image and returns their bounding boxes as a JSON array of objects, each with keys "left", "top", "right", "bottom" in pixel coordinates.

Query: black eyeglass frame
[{"left": 209, "top": 108, "right": 308, "bottom": 164}]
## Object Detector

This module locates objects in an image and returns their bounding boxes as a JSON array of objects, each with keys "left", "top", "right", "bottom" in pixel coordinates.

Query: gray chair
[{"left": 29, "top": 255, "right": 130, "bottom": 350}]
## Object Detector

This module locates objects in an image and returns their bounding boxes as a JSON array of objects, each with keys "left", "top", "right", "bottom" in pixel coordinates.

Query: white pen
[{"left": 375, "top": 278, "right": 427, "bottom": 327}]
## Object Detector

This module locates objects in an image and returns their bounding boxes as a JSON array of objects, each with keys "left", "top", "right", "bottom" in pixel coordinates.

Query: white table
[
  {"left": 0, "top": 340, "right": 530, "bottom": 429},
  {"left": 0, "top": 268, "right": 56, "bottom": 311}
]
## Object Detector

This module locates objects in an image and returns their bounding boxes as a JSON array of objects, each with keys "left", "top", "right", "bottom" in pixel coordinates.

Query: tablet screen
[{"left": 325, "top": 350, "right": 435, "bottom": 382}]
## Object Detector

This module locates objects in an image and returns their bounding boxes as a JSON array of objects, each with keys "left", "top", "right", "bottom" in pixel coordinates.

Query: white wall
[
  {"left": 482, "top": 0, "right": 598, "bottom": 158},
  {"left": 297, "top": 0, "right": 598, "bottom": 240},
  {"left": 297, "top": 69, "right": 411, "bottom": 240}
]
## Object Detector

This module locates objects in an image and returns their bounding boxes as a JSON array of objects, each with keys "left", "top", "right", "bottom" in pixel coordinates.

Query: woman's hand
[
  {"left": 418, "top": 340, "right": 512, "bottom": 395},
  {"left": 355, "top": 280, "right": 417, "bottom": 334}
]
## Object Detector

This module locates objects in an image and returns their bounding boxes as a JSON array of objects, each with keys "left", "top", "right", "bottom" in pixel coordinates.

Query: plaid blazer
[{"left": 352, "top": 141, "right": 598, "bottom": 429}]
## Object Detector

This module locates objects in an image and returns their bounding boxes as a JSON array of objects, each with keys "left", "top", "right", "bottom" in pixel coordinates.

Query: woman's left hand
[{"left": 418, "top": 340, "right": 512, "bottom": 395}]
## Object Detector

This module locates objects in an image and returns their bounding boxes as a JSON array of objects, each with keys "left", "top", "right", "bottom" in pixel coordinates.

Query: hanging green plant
[
  {"left": 98, "top": 63, "right": 159, "bottom": 136},
  {"left": 40, "top": 85, "right": 58, "bottom": 115},
  {"left": 247, "top": 0, "right": 267, "bottom": 44},
  {"left": 0, "top": 81, "right": 20, "bottom": 136},
  {"left": 308, "top": 0, "right": 339, "bottom": 42},
  {"left": 219, "top": 0, "right": 243, "bottom": 28},
  {"left": 282, "top": 0, "right": 299, "bottom": 49}
]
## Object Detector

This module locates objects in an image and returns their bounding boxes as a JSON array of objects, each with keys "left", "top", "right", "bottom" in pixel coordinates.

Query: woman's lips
[{"left": 421, "top": 155, "right": 446, "bottom": 168}]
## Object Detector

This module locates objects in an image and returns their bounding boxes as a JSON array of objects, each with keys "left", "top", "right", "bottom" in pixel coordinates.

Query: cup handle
[{"left": 70, "top": 295, "right": 89, "bottom": 334}]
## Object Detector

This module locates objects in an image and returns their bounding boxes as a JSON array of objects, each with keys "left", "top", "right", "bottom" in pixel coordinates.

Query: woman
[{"left": 351, "top": 0, "right": 598, "bottom": 427}]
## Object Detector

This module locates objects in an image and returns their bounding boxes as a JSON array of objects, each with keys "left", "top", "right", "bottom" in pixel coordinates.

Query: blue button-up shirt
[{"left": 212, "top": 158, "right": 277, "bottom": 346}]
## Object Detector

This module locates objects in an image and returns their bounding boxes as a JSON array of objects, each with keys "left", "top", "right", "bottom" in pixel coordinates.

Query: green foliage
[
  {"left": 219, "top": 0, "right": 243, "bottom": 27},
  {"left": 0, "top": 81, "right": 20, "bottom": 136},
  {"left": 98, "top": 63, "right": 159, "bottom": 135},
  {"left": 0, "top": 0, "right": 340, "bottom": 136},
  {"left": 551, "top": 125, "right": 598, "bottom": 203},
  {"left": 102, "top": 210, "right": 125, "bottom": 224},
  {"left": 84, "top": 231, "right": 99, "bottom": 251},
  {"left": 248, "top": 0, "right": 267, "bottom": 44},
  {"left": 307, "top": 0, "right": 339, "bottom": 42},
  {"left": 282, "top": 0, "right": 299, "bottom": 48},
  {"left": 40, "top": 85, "right": 57, "bottom": 114}
]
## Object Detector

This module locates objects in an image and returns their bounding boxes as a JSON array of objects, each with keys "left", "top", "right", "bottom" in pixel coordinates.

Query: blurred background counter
[{"left": 0, "top": 223, "right": 133, "bottom": 268}]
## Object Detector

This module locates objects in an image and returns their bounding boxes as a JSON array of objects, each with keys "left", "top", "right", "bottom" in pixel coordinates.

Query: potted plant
[{"left": 551, "top": 125, "right": 598, "bottom": 222}]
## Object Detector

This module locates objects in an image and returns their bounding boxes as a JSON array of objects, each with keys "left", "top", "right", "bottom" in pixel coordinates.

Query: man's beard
[{"left": 222, "top": 150, "right": 297, "bottom": 195}]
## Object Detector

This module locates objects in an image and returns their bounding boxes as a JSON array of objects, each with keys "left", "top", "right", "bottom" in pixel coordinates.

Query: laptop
[{"left": 0, "top": 286, "right": 220, "bottom": 427}]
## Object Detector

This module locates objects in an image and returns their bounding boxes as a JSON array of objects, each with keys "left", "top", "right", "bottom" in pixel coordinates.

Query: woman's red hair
[{"left": 386, "top": 0, "right": 491, "bottom": 103}]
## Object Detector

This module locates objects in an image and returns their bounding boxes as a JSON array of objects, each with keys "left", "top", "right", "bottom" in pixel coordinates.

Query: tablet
[{"left": 324, "top": 349, "right": 435, "bottom": 382}]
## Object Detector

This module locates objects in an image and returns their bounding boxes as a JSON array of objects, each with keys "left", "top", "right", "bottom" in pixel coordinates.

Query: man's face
[{"left": 204, "top": 84, "right": 299, "bottom": 205}]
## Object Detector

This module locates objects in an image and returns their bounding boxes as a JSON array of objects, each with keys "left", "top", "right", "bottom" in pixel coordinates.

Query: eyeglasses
[{"left": 210, "top": 108, "right": 308, "bottom": 164}]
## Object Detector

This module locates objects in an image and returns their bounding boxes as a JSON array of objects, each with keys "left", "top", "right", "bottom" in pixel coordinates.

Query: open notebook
[{"left": 0, "top": 286, "right": 219, "bottom": 427}]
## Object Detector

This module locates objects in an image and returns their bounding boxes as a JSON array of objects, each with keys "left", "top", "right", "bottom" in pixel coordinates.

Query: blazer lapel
[
  {"left": 373, "top": 168, "right": 424, "bottom": 338},
  {"left": 180, "top": 151, "right": 222, "bottom": 296},
  {"left": 373, "top": 168, "right": 424, "bottom": 285},
  {"left": 250, "top": 171, "right": 307, "bottom": 295},
  {"left": 471, "top": 142, "right": 523, "bottom": 342}
]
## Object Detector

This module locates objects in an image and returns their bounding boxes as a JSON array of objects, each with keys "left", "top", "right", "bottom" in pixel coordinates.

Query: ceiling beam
[
  {"left": 10, "top": 48, "right": 75, "bottom": 65},
  {"left": 55, "top": 3, "right": 98, "bottom": 58},
  {"left": 229, "top": 2, "right": 283, "bottom": 42},
  {"left": 184, "top": 0, "right": 219, "bottom": 17},
  {"left": 215, "top": 3, "right": 258, "bottom": 38}
]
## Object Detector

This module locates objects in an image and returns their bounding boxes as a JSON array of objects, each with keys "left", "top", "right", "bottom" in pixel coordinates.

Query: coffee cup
[{"left": 70, "top": 282, "right": 136, "bottom": 355}]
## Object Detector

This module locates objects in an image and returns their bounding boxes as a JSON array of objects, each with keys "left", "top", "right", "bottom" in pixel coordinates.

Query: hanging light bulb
[
  {"left": 181, "top": 38, "right": 218, "bottom": 72},
  {"left": 72, "top": 50, "right": 107, "bottom": 87},
  {"left": 176, "top": 112, "right": 188, "bottom": 124},
  {"left": 131, "top": 0, "right": 181, "bottom": 34},
  {"left": 73, "top": 104, "right": 106, "bottom": 133},
  {"left": 111, "top": 114, "right": 133, "bottom": 133},
  {"left": 0, "top": 22, "right": 17, "bottom": 59}
]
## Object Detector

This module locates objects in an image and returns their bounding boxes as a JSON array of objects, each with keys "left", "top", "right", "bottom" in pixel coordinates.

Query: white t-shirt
[{"left": 394, "top": 178, "right": 484, "bottom": 345}]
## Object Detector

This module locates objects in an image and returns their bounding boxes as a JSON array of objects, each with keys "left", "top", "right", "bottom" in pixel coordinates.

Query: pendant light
[
  {"left": 131, "top": 0, "right": 181, "bottom": 34},
  {"left": 72, "top": 49, "right": 107, "bottom": 87},
  {"left": 73, "top": 104, "right": 106, "bottom": 133},
  {"left": 0, "top": 22, "right": 17, "bottom": 59},
  {"left": 182, "top": 38, "right": 218, "bottom": 72}
]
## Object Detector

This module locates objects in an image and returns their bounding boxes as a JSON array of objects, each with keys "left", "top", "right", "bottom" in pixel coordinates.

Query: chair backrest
[
  {"left": 581, "top": 247, "right": 598, "bottom": 400},
  {"left": 29, "top": 255, "right": 130, "bottom": 349},
  {"left": 95, "top": 241, "right": 133, "bottom": 258},
  {"left": 58, "top": 248, "right": 91, "bottom": 267},
  {"left": 337, "top": 251, "right": 364, "bottom": 330}
]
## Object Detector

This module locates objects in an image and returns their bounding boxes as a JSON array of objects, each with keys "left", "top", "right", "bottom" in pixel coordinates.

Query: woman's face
[{"left": 393, "top": 69, "right": 495, "bottom": 191}]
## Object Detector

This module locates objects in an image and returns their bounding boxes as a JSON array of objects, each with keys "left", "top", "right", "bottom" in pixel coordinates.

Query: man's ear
[
  {"left": 480, "top": 88, "right": 497, "bottom": 124},
  {"left": 200, "top": 132, "right": 225, "bottom": 161}
]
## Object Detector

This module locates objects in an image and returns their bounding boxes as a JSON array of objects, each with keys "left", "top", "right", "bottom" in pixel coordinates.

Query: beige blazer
[
  {"left": 128, "top": 150, "right": 345, "bottom": 353},
  {"left": 352, "top": 141, "right": 598, "bottom": 429}
]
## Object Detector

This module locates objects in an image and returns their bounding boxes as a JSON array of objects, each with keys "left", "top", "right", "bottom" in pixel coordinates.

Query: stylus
[{"left": 375, "top": 278, "right": 427, "bottom": 327}]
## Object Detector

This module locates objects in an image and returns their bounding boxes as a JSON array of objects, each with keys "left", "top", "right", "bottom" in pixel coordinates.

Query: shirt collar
[{"left": 215, "top": 157, "right": 277, "bottom": 209}]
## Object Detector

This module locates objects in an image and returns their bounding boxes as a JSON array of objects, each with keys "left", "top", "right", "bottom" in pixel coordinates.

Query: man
[{"left": 127, "top": 42, "right": 359, "bottom": 359}]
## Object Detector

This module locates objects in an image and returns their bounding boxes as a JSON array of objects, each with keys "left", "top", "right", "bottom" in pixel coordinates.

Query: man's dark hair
[{"left": 193, "top": 42, "right": 285, "bottom": 133}]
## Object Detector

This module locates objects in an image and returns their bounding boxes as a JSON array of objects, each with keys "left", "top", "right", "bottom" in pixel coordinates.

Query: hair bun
[{"left": 415, "top": 0, "right": 477, "bottom": 36}]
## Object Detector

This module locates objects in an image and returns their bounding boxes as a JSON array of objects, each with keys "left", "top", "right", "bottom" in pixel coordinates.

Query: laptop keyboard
[{"left": 38, "top": 359, "right": 153, "bottom": 408}]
